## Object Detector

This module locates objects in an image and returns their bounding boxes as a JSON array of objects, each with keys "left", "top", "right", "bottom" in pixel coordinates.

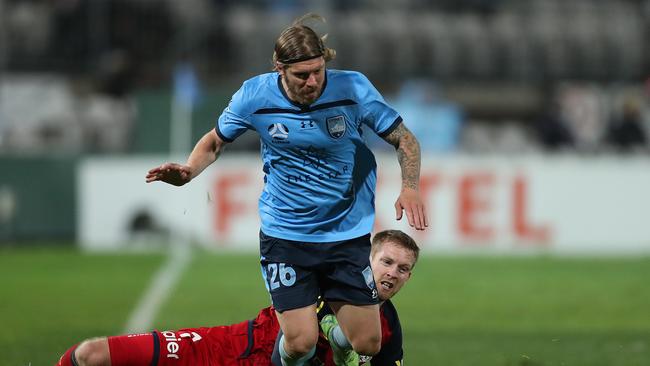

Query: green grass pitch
[{"left": 1, "top": 246, "right": 649, "bottom": 365}]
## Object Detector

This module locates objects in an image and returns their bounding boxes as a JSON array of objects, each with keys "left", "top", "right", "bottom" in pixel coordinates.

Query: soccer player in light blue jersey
[{"left": 146, "top": 14, "right": 427, "bottom": 366}]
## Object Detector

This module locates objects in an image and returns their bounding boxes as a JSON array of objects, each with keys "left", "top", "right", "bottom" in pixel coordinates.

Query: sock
[
  {"left": 331, "top": 325, "right": 352, "bottom": 350},
  {"left": 278, "top": 334, "right": 316, "bottom": 366},
  {"left": 55, "top": 345, "right": 79, "bottom": 366},
  {"left": 271, "top": 330, "right": 283, "bottom": 366}
]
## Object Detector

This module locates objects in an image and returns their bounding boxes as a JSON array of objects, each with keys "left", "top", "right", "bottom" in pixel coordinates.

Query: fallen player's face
[
  {"left": 371, "top": 241, "right": 416, "bottom": 301},
  {"left": 281, "top": 57, "right": 325, "bottom": 105}
]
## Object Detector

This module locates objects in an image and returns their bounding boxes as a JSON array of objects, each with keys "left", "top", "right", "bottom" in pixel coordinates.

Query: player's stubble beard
[
  {"left": 283, "top": 77, "right": 322, "bottom": 106},
  {"left": 300, "top": 88, "right": 319, "bottom": 105}
]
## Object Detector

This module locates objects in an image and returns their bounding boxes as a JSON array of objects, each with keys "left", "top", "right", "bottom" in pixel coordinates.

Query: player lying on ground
[{"left": 55, "top": 229, "right": 419, "bottom": 366}]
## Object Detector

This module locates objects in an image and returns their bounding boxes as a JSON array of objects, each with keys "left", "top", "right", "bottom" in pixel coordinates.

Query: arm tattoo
[{"left": 382, "top": 123, "right": 421, "bottom": 190}]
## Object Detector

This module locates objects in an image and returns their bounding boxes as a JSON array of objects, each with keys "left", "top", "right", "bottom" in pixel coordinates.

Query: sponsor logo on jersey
[
  {"left": 326, "top": 115, "right": 346, "bottom": 139},
  {"left": 160, "top": 330, "right": 203, "bottom": 360},
  {"left": 161, "top": 331, "right": 181, "bottom": 360},
  {"left": 300, "top": 120, "right": 317, "bottom": 130},
  {"left": 268, "top": 123, "right": 290, "bottom": 141},
  {"left": 296, "top": 145, "right": 328, "bottom": 169},
  {"left": 286, "top": 163, "right": 350, "bottom": 185}
]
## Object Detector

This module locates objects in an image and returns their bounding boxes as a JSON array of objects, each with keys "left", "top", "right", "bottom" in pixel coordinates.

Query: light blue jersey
[{"left": 216, "top": 70, "right": 401, "bottom": 242}]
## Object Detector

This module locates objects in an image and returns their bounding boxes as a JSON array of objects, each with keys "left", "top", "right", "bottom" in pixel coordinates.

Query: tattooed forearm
[{"left": 383, "top": 123, "right": 421, "bottom": 190}]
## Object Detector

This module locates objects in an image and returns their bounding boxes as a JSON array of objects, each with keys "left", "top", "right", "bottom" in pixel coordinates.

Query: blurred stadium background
[{"left": 1, "top": 0, "right": 650, "bottom": 365}]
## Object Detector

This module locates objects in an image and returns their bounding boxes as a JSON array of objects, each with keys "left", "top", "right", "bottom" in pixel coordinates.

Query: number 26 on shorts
[{"left": 266, "top": 263, "right": 296, "bottom": 289}]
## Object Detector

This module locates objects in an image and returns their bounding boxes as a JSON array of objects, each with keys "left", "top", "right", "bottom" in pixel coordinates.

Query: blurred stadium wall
[
  {"left": 77, "top": 154, "right": 650, "bottom": 255},
  {"left": 1, "top": 0, "right": 649, "bottom": 254}
]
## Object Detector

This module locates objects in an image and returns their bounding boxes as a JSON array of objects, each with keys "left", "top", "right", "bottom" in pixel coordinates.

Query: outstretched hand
[
  {"left": 395, "top": 188, "right": 428, "bottom": 230},
  {"left": 145, "top": 163, "right": 192, "bottom": 186}
]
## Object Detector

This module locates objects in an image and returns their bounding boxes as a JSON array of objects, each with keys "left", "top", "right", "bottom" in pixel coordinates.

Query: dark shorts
[{"left": 259, "top": 231, "right": 379, "bottom": 312}]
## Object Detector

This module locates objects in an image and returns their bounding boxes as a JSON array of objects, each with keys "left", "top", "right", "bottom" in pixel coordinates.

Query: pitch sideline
[{"left": 123, "top": 241, "right": 192, "bottom": 333}]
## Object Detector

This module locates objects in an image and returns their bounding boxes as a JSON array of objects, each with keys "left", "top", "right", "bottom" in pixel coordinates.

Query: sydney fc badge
[{"left": 326, "top": 115, "right": 346, "bottom": 139}]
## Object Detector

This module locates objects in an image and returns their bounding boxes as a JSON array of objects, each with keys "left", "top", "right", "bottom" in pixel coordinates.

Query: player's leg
[
  {"left": 321, "top": 234, "right": 381, "bottom": 361},
  {"left": 328, "top": 302, "right": 381, "bottom": 356},
  {"left": 274, "top": 305, "right": 319, "bottom": 365},
  {"left": 259, "top": 232, "right": 320, "bottom": 366},
  {"left": 260, "top": 265, "right": 319, "bottom": 365}
]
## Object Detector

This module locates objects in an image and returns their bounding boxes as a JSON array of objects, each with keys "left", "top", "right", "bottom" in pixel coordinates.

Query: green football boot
[{"left": 320, "top": 314, "right": 359, "bottom": 366}]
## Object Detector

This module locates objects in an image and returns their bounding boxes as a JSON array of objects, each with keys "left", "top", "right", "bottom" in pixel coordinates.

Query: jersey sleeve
[
  {"left": 354, "top": 73, "right": 402, "bottom": 138},
  {"left": 216, "top": 84, "right": 254, "bottom": 142}
]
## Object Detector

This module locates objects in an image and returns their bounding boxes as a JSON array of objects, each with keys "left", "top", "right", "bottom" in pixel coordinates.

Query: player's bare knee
[
  {"left": 283, "top": 332, "right": 318, "bottom": 356},
  {"left": 350, "top": 335, "right": 381, "bottom": 356},
  {"left": 75, "top": 338, "right": 110, "bottom": 366},
  {"left": 284, "top": 337, "right": 318, "bottom": 356}
]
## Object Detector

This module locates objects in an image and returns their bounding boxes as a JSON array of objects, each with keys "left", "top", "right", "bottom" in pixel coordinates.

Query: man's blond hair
[{"left": 273, "top": 13, "right": 336, "bottom": 68}]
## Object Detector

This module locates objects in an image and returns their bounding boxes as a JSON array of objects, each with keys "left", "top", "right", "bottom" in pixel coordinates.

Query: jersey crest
[{"left": 326, "top": 115, "right": 346, "bottom": 138}]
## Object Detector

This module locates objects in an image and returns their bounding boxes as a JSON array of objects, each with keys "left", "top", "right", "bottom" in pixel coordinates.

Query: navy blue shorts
[{"left": 259, "top": 231, "right": 379, "bottom": 312}]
